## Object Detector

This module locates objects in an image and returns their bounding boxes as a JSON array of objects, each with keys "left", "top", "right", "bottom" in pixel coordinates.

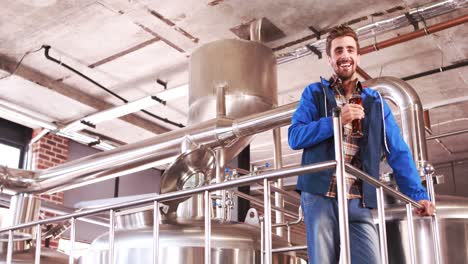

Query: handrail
[
  {"left": 0, "top": 124, "right": 432, "bottom": 263},
  {"left": 0, "top": 160, "right": 337, "bottom": 233},
  {"left": 345, "top": 164, "right": 423, "bottom": 209}
]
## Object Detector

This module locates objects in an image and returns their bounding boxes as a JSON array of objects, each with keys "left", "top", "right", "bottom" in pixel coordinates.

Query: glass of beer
[{"left": 349, "top": 93, "right": 363, "bottom": 138}]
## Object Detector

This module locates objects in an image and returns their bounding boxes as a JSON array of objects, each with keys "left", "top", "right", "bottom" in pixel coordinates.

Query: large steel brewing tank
[
  {"left": 188, "top": 39, "right": 278, "bottom": 161},
  {"left": 80, "top": 216, "right": 306, "bottom": 264},
  {"left": 383, "top": 195, "right": 468, "bottom": 264}
]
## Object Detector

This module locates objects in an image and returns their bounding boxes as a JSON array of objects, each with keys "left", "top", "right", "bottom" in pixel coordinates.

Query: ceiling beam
[{"left": 0, "top": 53, "right": 170, "bottom": 134}]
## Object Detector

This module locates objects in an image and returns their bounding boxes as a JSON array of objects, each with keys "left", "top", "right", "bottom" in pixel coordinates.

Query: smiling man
[{"left": 288, "top": 25, "right": 435, "bottom": 264}]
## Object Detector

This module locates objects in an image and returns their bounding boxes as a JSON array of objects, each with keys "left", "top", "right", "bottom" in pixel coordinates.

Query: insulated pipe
[
  {"left": 363, "top": 77, "right": 428, "bottom": 172},
  {"left": 0, "top": 102, "right": 297, "bottom": 194}
]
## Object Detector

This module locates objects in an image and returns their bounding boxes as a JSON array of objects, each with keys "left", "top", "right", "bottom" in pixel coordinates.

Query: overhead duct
[
  {"left": 277, "top": 0, "right": 468, "bottom": 64},
  {"left": 0, "top": 103, "right": 296, "bottom": 194}
]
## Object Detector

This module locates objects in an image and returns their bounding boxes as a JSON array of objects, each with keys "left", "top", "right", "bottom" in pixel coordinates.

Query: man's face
[{"left": 327, "top": 36, "right": 360, "bottom": 81}]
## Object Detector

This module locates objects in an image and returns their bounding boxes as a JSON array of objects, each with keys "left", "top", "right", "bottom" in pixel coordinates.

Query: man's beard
[
  {"left": 336, "top": 70, "right": 355, "bottom": 81},
  {"left": 335, "top": 58, "right": 355, "bottom": 81}
]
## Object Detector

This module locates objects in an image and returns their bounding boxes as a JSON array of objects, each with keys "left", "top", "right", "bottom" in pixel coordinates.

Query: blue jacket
[{"left": 288, "top": 77, "right": 429, "bottom": 208}]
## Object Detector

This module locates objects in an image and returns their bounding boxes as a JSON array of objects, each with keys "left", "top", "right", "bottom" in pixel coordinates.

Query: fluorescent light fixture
[
  {"left": 0, "top": 99, "right": 57, "bottom": 130},
  {"left": 59, "top": 131, "right": 115, "bottom": 151},
  {"left": 0, "top": 98, "right": 115, "bottom": 151},
  {"left": 156, "top": 84, "right": 189, "bottom": 101},
  {"left": 61, "top": 96, "right": 159, "bottom": 133}
]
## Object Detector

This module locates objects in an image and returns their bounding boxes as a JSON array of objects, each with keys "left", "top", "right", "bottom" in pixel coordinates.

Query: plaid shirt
[{"left": 325, "top": 75, "right": 363, "bottom": 199}]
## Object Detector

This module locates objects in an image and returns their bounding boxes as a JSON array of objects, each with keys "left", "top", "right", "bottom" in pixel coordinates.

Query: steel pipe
[
  {"left": 1, "top": 102, "right": 297, "bottom": 194},
  {"left": 271, "top": 207, "right": 303, "bottom": 228},
  {"left": 272, "top": 128, "right": 284, "bottom": 237},
  {"left": 215, "top": 148, "right": 226, "bottom": 220},
  {"left": 271, "top": 245, "right": 307, "bottom": 253},
  {"left": 233, "top": 103, "right": 297, "bottom": 138},
  {"left": 363, "top": 77, "right": 428, "bottom": 171}
]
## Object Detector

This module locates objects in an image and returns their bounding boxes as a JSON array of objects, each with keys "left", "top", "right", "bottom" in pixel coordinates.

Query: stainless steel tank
[
  {"left": 188, "top": 39, "right": 278, "bottom": 161},
  {"left": 383, "top": 195, "right": 468, "bottom": 264},
  {"left": 80, "top": 212, "right": 306, "bottom": 264},
  {"left": 181, "top": 39, "right": 278, "bottom": 220},
  {"left": 0, "top": 246, "right": 73, "bottom": 264}
]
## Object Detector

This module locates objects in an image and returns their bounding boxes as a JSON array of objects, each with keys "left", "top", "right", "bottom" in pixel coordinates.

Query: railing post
[
  {"left": 204, "top": 190, "right": 211, "bottom": 264},
  {"left": 6, "top": 229, "right": 13, "bottom": 264},
  {"left": 376, "top": 187, "right": 388, "bottom": 264},
  {"left": 424, "top": 164, "right": 442, "bottom": 264},
  {"left": 406, "top": 204, "right": 417, "bottom": 264},
  {"left": 263, "top": 178, "right": 272, "bottom": 264},
  {"left": 260, "top": 216, "right": 264, "bottom": 264},
  {"left": 69, "top": 217, "right": 76, "bottom": 264},
  {"left": 332, "top": 107, "right": 351, "bottom": 264},
  {"left": 35, "top": 224, "right": 42, "bottom": 264},
  {"left": 109, "top": 210, "right": 115, "bottom": 264},
  {"left": 153, "top": 201, "right": 160, "bottom": 264}
]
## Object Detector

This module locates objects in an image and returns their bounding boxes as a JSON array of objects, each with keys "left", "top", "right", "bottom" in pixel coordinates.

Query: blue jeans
[{"left": 301, "top": 192, "right": 380, "bottom": 264}]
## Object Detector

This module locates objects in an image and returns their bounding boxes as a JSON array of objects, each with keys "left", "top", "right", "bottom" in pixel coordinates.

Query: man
[{"left": 288, "top": 25, "right": 435, "bottom": 264}]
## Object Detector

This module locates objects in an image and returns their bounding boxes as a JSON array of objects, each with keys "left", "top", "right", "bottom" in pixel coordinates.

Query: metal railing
[
  {"left": 0, "top": 160, "right": 336, "bottom": 263},
  {"left": 0, "top": 107, "right": 441, "bottom": 264}
]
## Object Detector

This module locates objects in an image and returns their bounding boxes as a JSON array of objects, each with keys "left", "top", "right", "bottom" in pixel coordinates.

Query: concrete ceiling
[{"left": 0, "top": 0, "right": 467, "bottom": 175}]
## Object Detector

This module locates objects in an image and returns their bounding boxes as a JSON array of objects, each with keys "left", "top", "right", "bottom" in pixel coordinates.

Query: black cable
[
  {"left": 0, "top": 46, "right": 45, "bottom": 80},
  {"left": 402, "top": 60, "right": 468, "bottom": 81},
  {"left": 42, "top": 45, "right": 184, "bottom": 128}
]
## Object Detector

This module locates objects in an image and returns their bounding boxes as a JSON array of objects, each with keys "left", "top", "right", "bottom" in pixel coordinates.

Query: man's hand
[
  {"left": 341, "top": 104, "right": 365, "bottom": 125},
  {"left": 415, "top": 200, "right": 436, "bottom": 216}
]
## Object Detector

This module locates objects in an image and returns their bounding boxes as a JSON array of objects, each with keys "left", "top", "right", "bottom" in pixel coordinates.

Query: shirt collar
[{"left": 328, "top": 74, "right": 363, "bottom": 96}]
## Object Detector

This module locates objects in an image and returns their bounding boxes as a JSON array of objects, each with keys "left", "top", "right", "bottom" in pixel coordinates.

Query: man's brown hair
[{"left": 325, "top": 25, "right": 359, "bottom": 56}]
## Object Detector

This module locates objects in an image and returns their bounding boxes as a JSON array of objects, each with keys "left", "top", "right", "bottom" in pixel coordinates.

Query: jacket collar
[{"left": 320, "top": 76, "right": 330, "bottom": 87}]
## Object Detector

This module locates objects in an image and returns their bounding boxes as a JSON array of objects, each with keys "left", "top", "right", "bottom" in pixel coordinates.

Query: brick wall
[{"left": 31, "top": 130, "right": 69, "bottom": 248}]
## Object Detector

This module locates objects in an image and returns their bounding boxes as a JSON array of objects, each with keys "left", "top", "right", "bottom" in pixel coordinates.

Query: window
[
  {"left": 0, "top": 142, "right": 21, "bottom": 168},
  {"left": 0, "top": 118, "right": 32, "bottom": 169}
]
